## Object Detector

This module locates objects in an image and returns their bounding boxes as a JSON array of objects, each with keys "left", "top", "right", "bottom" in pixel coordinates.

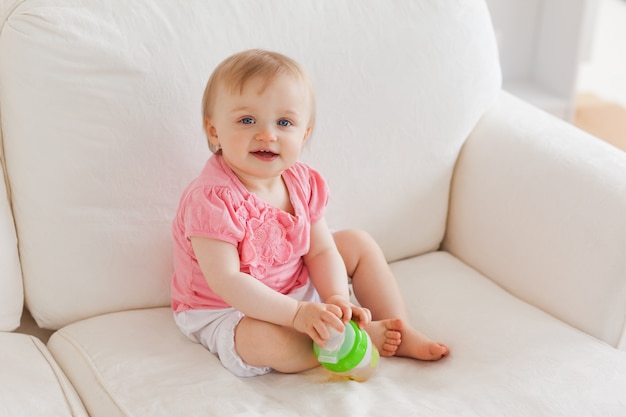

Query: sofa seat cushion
[
  {"left": 47, "top": 252, "right": 626, "bottom": 417},
  {"left": 0, "top": 333, "right": 87, "bottom": 417}
]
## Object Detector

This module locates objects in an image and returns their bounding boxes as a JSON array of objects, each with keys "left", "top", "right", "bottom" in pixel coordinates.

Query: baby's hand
[
  {"left": 350, "top": 305, "right": 372, "bottom": 329},
  {"left": 291, "top": 301, "right": 344, "bottom": 347},
  {"left": 325, "top": 295, "right": 371, "bottom": 329}
]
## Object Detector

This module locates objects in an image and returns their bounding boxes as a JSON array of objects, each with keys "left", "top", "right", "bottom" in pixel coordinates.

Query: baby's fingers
[
  {"left": 352, "top": 306, "right": 372, "bottom": 328},
  {"left": 324, "top": 303, "right": 343, "bottom": 320},
  {"left": 310, "top": 322, "right": 329, "bottom": 347},
  {"left": 292, "top": 302, "right": 344, "bottom": 344},
  {"left": 309, "top": 316, "right": 336, "bottom": 346}
]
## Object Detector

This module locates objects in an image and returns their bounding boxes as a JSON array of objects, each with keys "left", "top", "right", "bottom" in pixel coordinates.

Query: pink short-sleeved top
[{"left": 171, "top": 154, "right": 329, "bottom": 312}]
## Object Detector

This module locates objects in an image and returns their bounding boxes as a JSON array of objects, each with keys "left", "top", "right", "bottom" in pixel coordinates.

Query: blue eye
[
  {"left": 278, "top": 119, "right": 292, "bottom": 127},
  {"left": 240, "top": 117, "right": 254, "bottom": 125}
]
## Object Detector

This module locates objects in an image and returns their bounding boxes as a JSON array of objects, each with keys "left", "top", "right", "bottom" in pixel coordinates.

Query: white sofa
[{"left": 1, "top": 0, "right": 625, "bottom": 416}]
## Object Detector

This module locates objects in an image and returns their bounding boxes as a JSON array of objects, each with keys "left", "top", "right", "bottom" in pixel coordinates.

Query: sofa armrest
[
  {"left": 0, "top": 134, "right": 24, "bottom": 331},
  {"left": 443, "top": 91, "right": 626, "bottom": 348}
]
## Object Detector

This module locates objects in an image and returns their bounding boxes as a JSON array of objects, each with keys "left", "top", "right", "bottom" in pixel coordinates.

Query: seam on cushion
[
  {"left": 0, "top": 0, "right": 26, "bottom": 35},
  {"left": 48, "top": 330, "right": 131, "bottom": 417},
  {"left": 617, "top": 301, "right": 626, "bottom": 351},
  {"left": 29, "top": 335, "right": 86, "bottom": 417}
]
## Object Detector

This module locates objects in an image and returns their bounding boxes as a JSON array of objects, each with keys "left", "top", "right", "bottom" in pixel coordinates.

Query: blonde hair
[{"left": 201, "top": 49, "right": 316, "bottom": 153}]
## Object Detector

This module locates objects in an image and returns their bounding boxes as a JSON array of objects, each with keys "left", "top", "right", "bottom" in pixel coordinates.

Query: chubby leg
[
  {"left": 333, "top": 229, "right": 449, "bottom": 360},
  {"left": 235, "top": 317, "right": 319, "bottom": 374}
]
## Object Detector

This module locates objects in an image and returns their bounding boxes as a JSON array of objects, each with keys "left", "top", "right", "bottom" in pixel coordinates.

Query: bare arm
[
  {"left": 304, "top": 218, "right": 350, "bottom": 301},
  {"left": 191, "top": 237, "right": 299, "bottom": 326},
  {"left": 191, "top": 236, "right": 344, "bottom": 345},
  {"left": 304, "top": 218, "right": 371, "bottom": 329}
]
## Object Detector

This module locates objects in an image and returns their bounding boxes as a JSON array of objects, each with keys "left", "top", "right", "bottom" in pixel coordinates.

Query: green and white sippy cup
[{"left": 313, "top": 320, "right": 379, "bottom": 382}]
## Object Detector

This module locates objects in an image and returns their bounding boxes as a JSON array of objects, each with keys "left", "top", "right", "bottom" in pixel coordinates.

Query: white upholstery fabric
[
  {"left": 0, "top": 12, "right": 22, "bottom": 329},
  {"left": 0, "top": 332, "right": 87, "bottom": 417},
  {"left": 48, "top": 252, "right": 626, "bottom": 417},
  {"left": 444, "top": 92, "right": 626, "bottom": 348},
  {"left": 0, "top": 143, "right": 23, "bottom": 331},
  {"left": 3, "top": 0, "right": 626, "bottom": 416},
  {"left": 0, "top": 0, "right": 500, "bottom": 329}
]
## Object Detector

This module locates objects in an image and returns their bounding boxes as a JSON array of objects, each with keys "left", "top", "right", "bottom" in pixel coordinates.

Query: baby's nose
[{"left": 254, "top": 127, "right": 278, "bottom": 142}]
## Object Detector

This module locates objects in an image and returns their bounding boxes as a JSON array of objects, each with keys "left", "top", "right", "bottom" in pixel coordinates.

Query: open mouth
[{"left": 252, "top": 149, "right": 278, "bottom": 160}]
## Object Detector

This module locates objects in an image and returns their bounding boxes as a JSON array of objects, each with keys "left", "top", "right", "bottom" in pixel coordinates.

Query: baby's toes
[
  {"left": 432, "top": 343, "right": 450, "bottom": 358},
  {"left": 385, "top": 330, "right": 402, "bottom": 344},
  {"left": 381, "top": 342, "right": 400, "bottom": 356}
]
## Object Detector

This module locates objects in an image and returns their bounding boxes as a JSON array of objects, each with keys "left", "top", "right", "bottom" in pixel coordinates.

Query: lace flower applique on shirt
[{"left": 236, "top": 195, "right": 295, "bottom": 279}]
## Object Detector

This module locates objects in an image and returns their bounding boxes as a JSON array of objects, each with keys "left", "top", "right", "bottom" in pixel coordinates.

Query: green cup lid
[{"left": 314, "top": 320, "right": 369, "bottom": 373}]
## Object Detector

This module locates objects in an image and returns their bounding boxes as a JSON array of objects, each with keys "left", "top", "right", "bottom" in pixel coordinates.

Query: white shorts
[{"left": 174, "top": 279, "right": 321, "bottom": 377}]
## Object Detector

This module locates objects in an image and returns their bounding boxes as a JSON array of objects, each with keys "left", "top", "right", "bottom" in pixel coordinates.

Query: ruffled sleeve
[
  {"left": 181, "top": 186, "right": 245, "bottom": 246},
  {"left": 306, "top": 166, "right": 329, "bottom": 224}
]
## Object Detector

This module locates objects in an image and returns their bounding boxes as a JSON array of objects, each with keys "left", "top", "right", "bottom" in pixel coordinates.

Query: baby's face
[{"left": 206, "top": 74, "right": 312, "bottom": 187}]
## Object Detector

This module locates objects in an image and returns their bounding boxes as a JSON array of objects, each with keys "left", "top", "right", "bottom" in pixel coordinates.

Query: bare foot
[
  {"left": 396, "top": 325, "right": 449, "bottom": 361},
  {"left": 365, "top": 319, "right": 403, "bottom": 357},
  {"left": 367, "top": 319, "right": 449, "bottom": 360}
]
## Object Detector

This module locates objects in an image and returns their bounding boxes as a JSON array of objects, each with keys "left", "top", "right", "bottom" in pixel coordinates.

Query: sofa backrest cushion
[
  {"left": 0, "top": 0, "right": 500, "bottom": 329},
  {"left": 0, "top": 134, "right": 23, "bottom": 331}
]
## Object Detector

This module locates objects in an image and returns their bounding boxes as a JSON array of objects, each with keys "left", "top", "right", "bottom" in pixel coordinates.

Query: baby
[{"left": 171, "top": 49, "right": 448, "bottom": 377}]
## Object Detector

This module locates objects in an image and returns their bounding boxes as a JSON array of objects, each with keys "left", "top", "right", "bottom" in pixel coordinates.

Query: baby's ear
[
  {"left": 204, "top": 118, "right": 221, "bottom": 153},
  {"left": 303, "top": 125, "right": 312, "bottom": 143},
  {"left": 204, "top": 117, "right": 218, "bottom": 141},
  {"left": 203, "top": 117, "right": 213, "bottom": 135}
]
